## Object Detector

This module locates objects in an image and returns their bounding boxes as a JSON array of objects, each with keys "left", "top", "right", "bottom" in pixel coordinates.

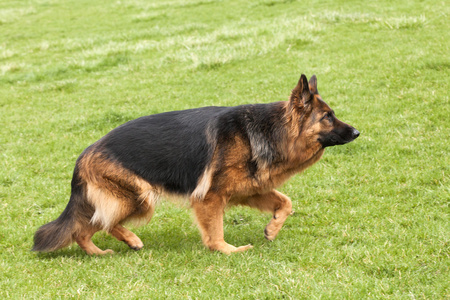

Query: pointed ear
[
  {"left": 309, "top": 74, "right": 319, "bottom": 95},
  {"left": 290, "top": 74, "right": 311, "bottom": 108}
]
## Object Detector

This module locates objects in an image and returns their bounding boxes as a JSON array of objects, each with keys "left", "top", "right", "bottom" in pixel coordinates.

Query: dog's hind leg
[
  {"left": 111, "top": 191, "right": 157, "bottom": 251},
  {"left": 192, "top": 192, "right": 253, "bottom": 254},
  {"left": 110, "top": 225, "right": 144, "bottom": 251},
  {"left": 75, "top": 225, "right": 114, "bottom": 255},
  {"left": 245, "top": 190, "right": 292, "bottom": 241}
]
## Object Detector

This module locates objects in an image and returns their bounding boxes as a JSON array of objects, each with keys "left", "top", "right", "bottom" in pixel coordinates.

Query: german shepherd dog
[{"left": 33, "top": 74, "right": 359, "bottom": 255}]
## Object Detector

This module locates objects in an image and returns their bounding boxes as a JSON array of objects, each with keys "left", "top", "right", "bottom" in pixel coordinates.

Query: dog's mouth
[{"left": 318, "top": 128, "right": 360, "bottom": 148}]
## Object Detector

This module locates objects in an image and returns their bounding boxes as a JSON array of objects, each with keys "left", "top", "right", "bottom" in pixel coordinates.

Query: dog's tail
[
  {"left": 32, "top": 173, "right": 85, "bottom": 252},
  {"left": 32, "top": 197, "right": 80, "bottom": 252}
]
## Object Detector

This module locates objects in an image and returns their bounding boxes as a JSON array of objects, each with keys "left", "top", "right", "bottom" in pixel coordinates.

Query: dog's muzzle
[{"left": 351, "top": 129, "right": 360, "bottom": 140}]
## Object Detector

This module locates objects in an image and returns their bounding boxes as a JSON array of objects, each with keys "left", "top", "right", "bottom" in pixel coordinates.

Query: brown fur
[
  {"left": 192, "top": 101, "right": 325, "bottom": 253},
  {"left": 79, "top": 150, "right": 160, "bottom": 231},
  {"left": 188, "top": 76, "right": 355, "bottom": 254},
  {"left": 32, "top": 74, "right": 359, "bottom": 255}
]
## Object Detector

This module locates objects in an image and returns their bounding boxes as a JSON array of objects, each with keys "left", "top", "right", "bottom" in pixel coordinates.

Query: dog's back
[
  {"left": 33, "top": 74, "right": 359, "bottom": 255},
  {"left": 97, "top": 106, "right": 222, "bottom": 194}
]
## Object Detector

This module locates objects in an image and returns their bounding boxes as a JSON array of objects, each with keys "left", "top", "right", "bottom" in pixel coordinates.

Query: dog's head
[{"left": 289, "top": 74, "right": 360, "bottom": 148}]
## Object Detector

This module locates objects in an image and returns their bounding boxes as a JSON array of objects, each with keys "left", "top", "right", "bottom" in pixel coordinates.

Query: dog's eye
[{"left": 322, "top": 112, "right": 334, "bottom": 122}]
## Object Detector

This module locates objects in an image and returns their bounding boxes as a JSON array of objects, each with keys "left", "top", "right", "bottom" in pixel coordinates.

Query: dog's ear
[
  {"left": 309, "top": 75, "right": 319, "bottom": 95},
  {"left": 290, "top": 74, "right": 311, "bottom": 108}
]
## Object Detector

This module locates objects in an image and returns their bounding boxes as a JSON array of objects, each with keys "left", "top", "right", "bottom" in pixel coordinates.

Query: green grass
[{"left": 1, "top": 0, "right": 449, "bottom": 298}]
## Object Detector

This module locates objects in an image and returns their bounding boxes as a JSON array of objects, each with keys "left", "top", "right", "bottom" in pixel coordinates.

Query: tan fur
[
  {"left": 70, "top": 151, "right": 162, "bottom": 253},
  {"left": 78, "top": 151, "right": 161, "bottom": 231},
  {"left": 110, "top": 224, "right": 144, "bottom": 250},
  {"left": 74, "top": 225, "right": 114, "bottom": 255},
  {"left": 191, "top": 167, "right": 214, "bottom": 200},
  {"left": 35, "top": 75, "right": 354, "bottom": 256},
  {"left": 192, "top": 191, "right": 253, "bottom": 254},
  {"left": 190, "top": 95, "right": 330, "bottom": 254},
  {"left": 79, "top": 94, "right": 332, "bottom": 255},
  {"left": 87, "top": 184, "right": 123, "bottom": 231}
]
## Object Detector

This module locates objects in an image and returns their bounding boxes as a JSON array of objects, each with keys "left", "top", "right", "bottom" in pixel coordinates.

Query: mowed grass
[{"left": 0, "top": 0, "right": 449, "bottom": 298}]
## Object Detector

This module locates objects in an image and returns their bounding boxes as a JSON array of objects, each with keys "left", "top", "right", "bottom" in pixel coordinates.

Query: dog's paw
[{"left": 264, "top": 226, "right": 278, "bottom": 241}]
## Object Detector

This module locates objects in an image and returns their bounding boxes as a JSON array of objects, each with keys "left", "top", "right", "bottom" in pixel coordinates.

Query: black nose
[{"left": 352, "top": 129, "right": 360, "bottom": 139}]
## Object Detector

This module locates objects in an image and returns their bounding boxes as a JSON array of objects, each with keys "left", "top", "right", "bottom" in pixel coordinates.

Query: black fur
[
  {"left": 98, "top": 107, "right": 221, "bottom": 194},
  {"left": 318, "top": 116, "right": 360, "bottom": 148},
  {"left": 93, "top": 103, "right": 287, "bottom": 194},
  {"left": 32, "top": 73, "right": 360, "bottom": 255},
  {"left": 33, "top": 102, "right": 291, "bottom": 252},
  {"left": 32, "top": 170, "right": 86, "bottom": 252},
  {"left": 214, "top": 102, "right": 287, "bottom": 171}
]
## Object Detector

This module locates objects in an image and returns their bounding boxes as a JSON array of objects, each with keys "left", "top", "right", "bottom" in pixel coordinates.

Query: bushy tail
[{"left": 32, "top": 195, "right": 79, "bottom": 252}]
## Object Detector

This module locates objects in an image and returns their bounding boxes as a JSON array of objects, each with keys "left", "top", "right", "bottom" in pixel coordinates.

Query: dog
[{"left": 32, "top": 74, "right": 359, "bottom": 255}]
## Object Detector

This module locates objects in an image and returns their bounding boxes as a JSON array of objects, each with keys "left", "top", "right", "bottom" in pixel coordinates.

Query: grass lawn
[{"left": 1, "top": 0, "right": 448, "bottom": 298}]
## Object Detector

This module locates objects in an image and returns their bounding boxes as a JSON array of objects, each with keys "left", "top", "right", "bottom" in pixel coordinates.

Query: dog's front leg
[
  {"left": 245, "top": 190, "right": 293, "bottom": 240},
  {"left": 192, "top": 192, "right": 252, "bottom": 254}
]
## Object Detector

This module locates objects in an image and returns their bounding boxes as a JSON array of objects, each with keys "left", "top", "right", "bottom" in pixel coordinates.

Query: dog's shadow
[{"left": 33, "top": 225, "right": 202, "bottom": 259}]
